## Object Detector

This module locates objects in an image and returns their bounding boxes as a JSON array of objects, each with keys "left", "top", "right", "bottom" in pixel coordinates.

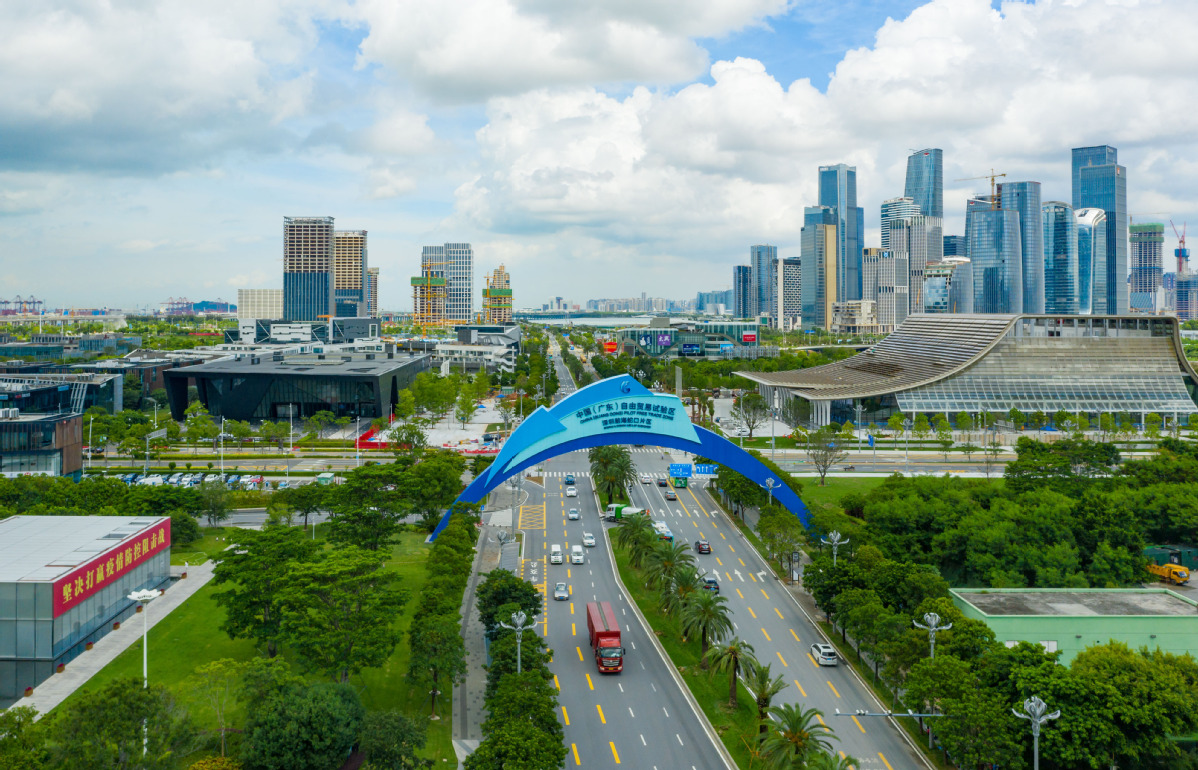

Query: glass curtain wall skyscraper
[
  {"left": 1074, "top": 146, "right": 1128, "bottom": 314},
  {"left": 1042, "top": 202, "right": 1079, "bottom": 314},
  {"left": 998, "top": 181, "right": 1044, "bottom": 314},
  {"left": 904, "top": 148, "right": 944, "bottom": 219},
  {"left": 750, "top": 244, "right": 778, "bottom": 320},
  {"left": 880, "top": 197, "right": 919, "bottom": 249},
  {"left": 1075, "top": 209, "right": 1107, "bottom": 316},
  {"left": 818, "top": 164, "right": 864, "bottom": 302},
  {"left": 968, "top": 208, "right": 1023, "bottom": 313},
  {"left": 442, "top": 243, "right": 474, "bottom": 322},
  {"left": 801, "top": 206, "right": 838, "bottom": 330},
  {"left": 283, "top": 216, "right": 336, "bottom": 322},
  {"left": 888, "top": 215, "right": 943, "bottom": 316},
  {"left": 777, "top": 257, "right": 801, "bottom": 330},
  {"left": 1130, "top": 223, "right": 1165, "bottom": 294},
  {"left": 732, "top": 265, "right": 752, "bottom": 319}
]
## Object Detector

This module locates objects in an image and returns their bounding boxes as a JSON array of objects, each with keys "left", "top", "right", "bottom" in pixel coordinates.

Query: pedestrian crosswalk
[{"left": 543, "top": 471, "right": 591, "bottom": 478}]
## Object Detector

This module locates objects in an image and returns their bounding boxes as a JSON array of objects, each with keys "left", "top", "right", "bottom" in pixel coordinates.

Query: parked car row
[{"left": 114, "top": 472, "right": 293, "bottom": 490}]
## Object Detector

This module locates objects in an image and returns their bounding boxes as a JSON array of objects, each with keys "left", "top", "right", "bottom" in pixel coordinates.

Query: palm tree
[
  {"left": 707, "top": 637, "right": 756, "bottom": 709},
  {"left": 680, "top": 590, "right": 733, "bottom": 665},
  {"left": 589, "top": 445, "right": 638, "bottom": 506},
  {"left": 757, "top": 704, "right": 837, "bottom": 770},
  {"left": 644, "top": 541, "right": 696, "bottom": 593},
  {"left": 614, "top": 514, "right": 656, "bottom": 569},
  {"left": 807, "top": 751, "right": 860, "bottom": 770},
  {"left": 661, "top": 566, "right": 703, "bottom": 617},
  {"left": 743, "top": 659, "right": 788, "bottom": 732}
]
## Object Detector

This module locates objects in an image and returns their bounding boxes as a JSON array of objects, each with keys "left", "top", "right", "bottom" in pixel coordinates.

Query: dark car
[
  {"left": 664, "top": 490, "right": 677, "bottom": 500},
  {"left": 702, "top": 576, "right": 720, "bottom": 593},
  {"left": 694, "top": 540, "right": 711, "bottom": 554},
  {"left": 657, "top": 478, "right": 668, "bottom": 487},
  {"left": 564, "top": 474, "right": 575, "bottom": 485}
]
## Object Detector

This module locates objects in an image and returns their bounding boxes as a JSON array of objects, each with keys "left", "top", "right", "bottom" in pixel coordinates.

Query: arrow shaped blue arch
[{"left": 430, "top": 374, "right": 809, "bottom": 540}]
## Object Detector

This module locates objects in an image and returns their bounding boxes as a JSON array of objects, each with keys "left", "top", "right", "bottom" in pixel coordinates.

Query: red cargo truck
[{"left": 585, "top": 601, "right": 625, "bottom": 673}]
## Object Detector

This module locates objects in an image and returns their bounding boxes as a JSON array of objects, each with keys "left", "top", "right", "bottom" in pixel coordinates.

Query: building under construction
[
  {"left": 412, "top": 248, "right": 450, "bottom": 331},
  {"left": 482, "top": 264, "right": 513, "bottom": 323}
]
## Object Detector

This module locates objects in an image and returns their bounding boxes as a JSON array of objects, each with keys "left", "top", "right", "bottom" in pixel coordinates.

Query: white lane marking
[
  {"left": 629, "top": 707, "right": 635, "bottom": 717},
  {"left": 663, "top": 707, "right": 669, "bottom": 717},
  {"left": 641, "top": 735, "right": 647, "bottom": 746},
  {"left": 618, "top": 683, "right": 624, "bottom": 693},
  {"left": 676, "top": 734, "right": 684, "bottom": 746},
  {"left": 651, "top": 682, "right": 656, "bottom": 692}
]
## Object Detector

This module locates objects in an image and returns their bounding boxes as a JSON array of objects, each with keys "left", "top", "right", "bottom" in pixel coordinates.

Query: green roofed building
[{"left": 951, "top": 588, "right": 1198, "bottom": 665}]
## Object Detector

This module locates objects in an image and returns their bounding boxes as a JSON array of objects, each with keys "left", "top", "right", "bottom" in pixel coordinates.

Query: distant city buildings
[
  {"left": 732, "top": 265, "right": 752, "bottom": 319},
  {"left": 482, "top": 264, "right": 513, "bottom": 323},
  {"left": 1042, "top": 201, "right": 1079, "bottom": 314},
  {"left": 695, "top": 290, "right": 733, "bottom": 315},
  {"left": 943, "top": 235, "right": 966, "bottom": 257},
  {"left": 819, "top": 164, "right": 864, "bottom": 301},
  {"left": 237, "top": 289, "right": 283, "bottom": 320},
  {"left": 967, "top": 206, "right": 1023, "bottom": 314},
  {"left": 923, "top": 257, "right": 973, "bottom": 314},
  {"left": 1074, "top": 145, "right": 1128, "bottom": 314},
  {"left": 888, "top": 214, "right": 943, "bottom": 316},
  {"left": 905, "top": 148, "right": 944, "bottom": 219},
  {"left": 800, "top": 206, "right": 838, "bottom": 330},
  {"left": 333, "top": 230, "right": 368, "bottom": 318},
  {"left": 366, "top": 267, "right": 379, "bottom": 317},
  {"left": 749, "top": 244, "right": 777, "bottom": 319},
  {"left": 880, "top": 197, "right": 919, "bottom": 250},
  {"left": 777, "top": 257, "right": 802, "bottom": 330},
  {"left": 283, "top": 216, "right": 336, "bottom": 322},
  {"left": 1130, "top": 223, "right": 1165, "bottom": 294},
  {"left": 999, "top": 181, "right": 1045, "bottom": 314},
  {"left": 1075, "top": 208, "right": 1107, "bottom": 315}
]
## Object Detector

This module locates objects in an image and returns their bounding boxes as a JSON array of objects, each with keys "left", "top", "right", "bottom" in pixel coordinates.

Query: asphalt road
[
  {"left": 624, "top": 451, "right": 931, "bottom": 770},
  {"left": 526, "top": 452, "right": 732, "bottom": 769}
]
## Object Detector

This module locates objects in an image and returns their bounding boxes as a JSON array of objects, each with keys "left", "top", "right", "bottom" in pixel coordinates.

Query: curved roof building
[{"left": 737, "top": 314, "right": 1198, "bottom": 427}]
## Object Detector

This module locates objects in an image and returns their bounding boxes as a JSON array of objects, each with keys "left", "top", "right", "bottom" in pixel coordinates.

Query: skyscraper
[
  {"left": 864, "top": 248, "right": 908, "bottom": 331},
  {"left": 967, "top": 208, "right": 1023, "bottom": 314},
  {"left": 943, "top": 235, "right": 966, "bottom": 257},
  {"left": 283, "top": 216, "right": 336, "bottom": 322},
  {"left": 880, "top": 197, "right": 919, "bottom": 249},
  {"left": 732, "top": 265, "right": 752, "bottom": 319},
  {"left": 1075, "top": 146, "right": 1128, "bottom": 314},
  {"left": 904, "top": 148, "right": 943, "bottom": 218},
  {"left": 334, "top": 230, "right": 368, "bottom": 317},
  {"left": 413, "top": 247, "right": 449, "bottom": 328},
  {"left": 482, "top": 264, "right": 513, "bottom": 323},
  {"left": 776, "top": 257, "right": 801, "bottom": 330},
  {"left": 801, "top": 206, "right": 837, "bottom": 330},
  {"left": 443, "top": 243, "right": 474, "bottom": 322},
  {"left": 818, "top": 164, "right": 864, "bottom": 301},
  {"left": 1075, "top": 208, "right": 1107, "bottom": 315},
  {"left": 750, "top": 245, "right": 778, "bottom": 320},
  {"left": 1042, "top": 202, "right": 1079, "bottom": 314},
  {"left": 1071, "top": 145, "right": 1118, "bottom": 209},
  {"left": 366, "top": 267, "right": 379, "bottom": 317},
  {"left": 998, "top": 181, "right": 1044, "bottom": 314},
  {"left": 1130, "top": 223, "right": 1165, "bottom": 294},
  {"left": 923, "top": 258, "right": 973, "bottom": 314},
  {"left": 888, "top": 215, "right": 943, "bottom": 315}
]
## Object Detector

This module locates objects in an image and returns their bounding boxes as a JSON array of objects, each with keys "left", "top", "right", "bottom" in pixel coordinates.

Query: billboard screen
[
  {"left": 681, "top": 343, "right": 701, "bottom": 355},
  {"left": 656, "top": 333, "right": 672, "bottom": 347},
  {"left": 742, "top": 332, "right": 757, "bottom": 343},
  {"left": 53, "top": 519, "right": 171, "bottom": 617},
  {"left": 603, "top": 341, "right": 618, "bottom": 353}
]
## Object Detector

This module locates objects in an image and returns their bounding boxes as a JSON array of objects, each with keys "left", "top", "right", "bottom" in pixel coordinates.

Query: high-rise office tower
[
  {"left": 283, "top": 216, "right": 336, "bottom": 322},
  {"left": 1071, "top": 145, "right": 1118, "bottom": 209},
  {"left": 818, "top": 164, "right": 864, "bottom": 301},
  {"left": 333, "top": 230, "right": 368, "bottom": 317},
  {"left": 776, "top": 257, "right": 801, "bottom": 330},
  {"left": 967, "top": 207, "right": 1023, "bottom": 313},
  {"left": 888, "top": 215, "right": 943, "bottom": 315},
  {"left": 732, "top": 265, "right": 752, "bottom": 319},
  {"left": 366, "top": 267, "right": 379, "bottom": 317},
  {"left": 482, "top": 264, "right": 513, "bottom": 323},
  {"left": 923, "top": 258, "right": 973, "bottom": 314},
  {"left": 1177, "top": 275, "right": 1198, "bottom": 321},
  {"left": 904, "top": 148, "right": 943, "bottom": 218},
  {"left": 444, "top": 244, "right": 474, "bottom": 322},
  {"left": 862, "top": 248, "right": 881, "bottom": 302},
  {"left": 864, "top": 248, "right": 908, "bottom": 331},
  {"left": 1075, "top": 146, "right": 1128, "bottom": 314},
  {"left": 1075, "top": 209, "right": 1107, "bottom": 315},
  {"left": 880, "top": 197, "right": 919, "bottom": 249},
  {"left": 750, "top": 245, "right": 778, "bottom": 320},
  {"left": 800, "top": 206, "right": 838, "bottom": 330},
  {"left": 998, "top": 181, "right": 1044, "bottom": 314},
  {"left": 943, "top": 235, "right": 966, "bottom": 257},
  {"left": 1042, "top": 202, "right": 1079, "bottom": 314},
  {"left": 1130, "top": 223, "right": 1165, "bottom": 294}
]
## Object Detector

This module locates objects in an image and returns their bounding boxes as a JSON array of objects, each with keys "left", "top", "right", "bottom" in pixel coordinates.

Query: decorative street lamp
[
  {"left": 821, "top": 530, "right": 849, "bottom": 567},
  {"left": 1013, "top": 696, "right": 1061, "bottom": 770},
  {"left": 764, "top": 478, "right": 777, "bottom": 509},
  {"left": 507, "top": 475, "right": 523, "bottom": 539},
  {"left": 498, "top": 610, "right": 531, "bottom": 673},
  {"left": 128, "top": 588, "right": 159, "bottom": 756},
  {"left": 902, "top": 417, "right": 912, "bottom": 472},
  {"left": 913, "top": 611, "right": 953, "bottom": 749}
]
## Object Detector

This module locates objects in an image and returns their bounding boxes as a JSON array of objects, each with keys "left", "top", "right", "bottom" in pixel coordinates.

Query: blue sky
[{"left": 1, "top": 0, "right": 1194, "bottom": 311}]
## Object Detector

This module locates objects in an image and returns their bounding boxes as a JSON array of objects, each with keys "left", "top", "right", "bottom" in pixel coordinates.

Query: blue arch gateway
[{"left": 430, "top": 374, "right": 809, "bottom": 540}]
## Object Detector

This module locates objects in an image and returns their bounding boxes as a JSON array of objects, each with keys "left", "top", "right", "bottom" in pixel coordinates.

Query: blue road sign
[
  {"left": 868, "top": 434, "right": 875, "bottom": 448},
  {"left": 669, "top": 463, "right": 693, "bottom": 478},
  {"left": 694, "top": 463, "right": 718, "bottom": 475}
]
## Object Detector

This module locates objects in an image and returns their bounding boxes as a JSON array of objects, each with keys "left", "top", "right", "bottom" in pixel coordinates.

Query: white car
[
  {"left": 568, "top": 508, "right": 580, "bottom": 520},
  {"left": 640, "top": 474, "right": 652, "bottom": 484},
  {"left": 571, "top": 545, "right": 585, "bottom": 564},
  {"left": 810, "top": 643, "right": 839, "bottom": 667},
  {"left": 582, "top": 532, "right": 596, "bottom": 547},
  {"left": 565, "top": 486, "right": 577, "bottom": 497}
]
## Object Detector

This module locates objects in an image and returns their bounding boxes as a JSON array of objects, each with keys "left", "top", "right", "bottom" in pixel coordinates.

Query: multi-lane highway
[{"left": 523, "top": 452, "right": 732, "bottom": 769}]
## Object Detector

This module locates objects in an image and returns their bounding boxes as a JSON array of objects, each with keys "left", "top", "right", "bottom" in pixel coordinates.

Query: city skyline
[{"left": 2, "top": 0, "right": 1195, "bottom": 311}]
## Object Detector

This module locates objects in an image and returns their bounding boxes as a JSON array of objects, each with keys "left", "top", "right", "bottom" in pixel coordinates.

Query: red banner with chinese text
[{"left": 52, "top": 519, "right": 171, "bottom": 617}]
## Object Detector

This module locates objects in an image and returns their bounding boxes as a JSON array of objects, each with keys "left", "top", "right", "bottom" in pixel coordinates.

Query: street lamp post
[
  {"left": 913, "top": 611, "right": 953, "bottom": 749},
  {"left": 821, "top": 530, "right": 849, "bottom": 567},
  {"left": 498, "top": 610, "right": 531, "bottom": 673},
  {"left": 355, "top": 415, "right": 361, "bottom": 468},
  {"left": 854, "top": 403, "right": 864, "bottom": 452},
  {"left": 1013, "top": 696, "right": 1060, "bottom": 770},
  {"left": 219, "top": 416, "right": 225, "bottom": 475},
  {"left": 128, "top": 588, "right": 159, "bottom": 756},
  {"left": 508, "top": 475, "right": 523, "bottom": 540},
  {"left": 765, "top": 478, "right": 777, "bottom": 509},
  {"left": 516, "top": 388, "right": 526, "bottom": 421},
  {"left": 88, "top": 417, "right": 93, "bottom": 473},
  {"left": 902, "top": 417, "right": 912, "bottom": 473}
]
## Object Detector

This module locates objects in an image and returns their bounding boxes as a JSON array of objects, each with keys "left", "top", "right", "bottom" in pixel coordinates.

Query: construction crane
[
  {"left": 954, "top": 169, "right": 1006, "bottom": 208},
  {"left": 1172, "top": 220, "right": 1189, "bottom": 275}
]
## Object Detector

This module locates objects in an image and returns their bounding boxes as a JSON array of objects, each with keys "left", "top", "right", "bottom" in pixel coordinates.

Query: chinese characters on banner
[
  {"left": 52, "top": 519, "right": 171, "bottom": 617},
  {"left": 574, "top": 400, "right": 678, "bottom": 433}
]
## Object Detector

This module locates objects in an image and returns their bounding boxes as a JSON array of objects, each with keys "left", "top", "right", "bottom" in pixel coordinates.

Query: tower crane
[
  {"left": 953, "top": 169, "right": 1007, "bottom": 209},
  {"left": 1172, "top": 220, "right": 1188, "bottom": 275}
]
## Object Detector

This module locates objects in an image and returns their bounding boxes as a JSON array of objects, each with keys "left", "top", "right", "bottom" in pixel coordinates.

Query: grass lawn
[
  {"left": 795, "top": 476, "right": 889, "bottom": 512},
  {"left": 612, "top": 547, "right": 767, "bottom": 770},
  {"left": 169, "top": 528, "right": 236, "bottom": 566},
  {"left": 57, "top": 527, "right": 457, "bottom": 768}
]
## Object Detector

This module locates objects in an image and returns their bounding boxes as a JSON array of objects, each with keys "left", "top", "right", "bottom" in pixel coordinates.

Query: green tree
[
  {"left": 463, "top": 718, "right": 565, "bottom": 770},
  {"left": 391, "top": 422, "right": 428, "bottom": 462},
  {"left": 588, "top": 445, "right": 637, "bottom": 507},
  {"left": 213, "top": 527, "right": 319, "bottom": 658},
  {"left": 407, "top": 614, "right": 468, "bottom": 718},
  {"left": 614, "top": 513, "right": 656, "bottom": 569},
  {"left": 275, "top": 482, "right": 325, "bottom": 530},
  {"left": 743, "top": 659, "right": 788, "bottom": 733},
  {"left": 197, "top": 480, "right": 230, "bottom": 527},
  {"left": 328, "top": 464, "right": 408, "bottom": 550},
  {"left": 239, "top": 682, "right": 363, "bottom": 770},
  {"left": 475, "top": 569, "right": 542, "bottom": 638},
  {"left": 912, "top": 414, "right": 931, "bottom": 440},
  {"left": 803, "top": 424, "right": 849, "bottom": 486},
  {"left": 480, "top": 671, "right": 564, "bottom": 746},
  {"left": 454, "top": 388, "right": 475, "bottom": 429},
  {"left": 955, "top": 411, "right": 974, "bottom": 436},
  {"left": 183, "top": 659, "right": 243, "bottom": 757},
  {"left": 0, "top": 706, "right": 47, "bottom": 770},
  {"left": 1145, "top": 412, "right": 1163, "bottom": 439},
  {"left": 707, "top": 637, "right": 756, "bottom": 709},
  {"left": 358, "top": 711, "right": 429, "bottom": 770},
  {"left": 732, "top": 392, "right": 770, "bottom": 437},
  {"left": 276, "top": 546, "right": 409, "bottom": 683},
  {"left": 645, "top": 540, "right": 696, "bottom": 595},
  {"left": 680, "top": 589, "right": 733, "bottom": 664},
  {"left": 401, "top": 451, "right": 467, "bottom": 531},
  {"left": 886, "top": 413, "right": 905, "bottom": 436},
  {"left": 757, "top": 704, "right": 837, "bottom": 769}
]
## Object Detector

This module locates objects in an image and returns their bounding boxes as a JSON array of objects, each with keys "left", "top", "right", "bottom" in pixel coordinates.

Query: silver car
[
  {"left": 810, "top": 643, "right": 839, "bottom": 666},
  {"left": 565, "top": 486, "right": 578, "bottom": 497},
  {"left": 553, "top": 582, "right": 570, "bottom": 601},
  {"left": 582, "top": 532, "right": 596, "bottom": 547},
  {"left": 568, "top": 508, "right": 580, "bottom": 520}
]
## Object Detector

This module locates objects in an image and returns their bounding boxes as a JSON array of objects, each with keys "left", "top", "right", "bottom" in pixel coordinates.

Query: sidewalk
[{"left": 23, "top": 561, "right": 217, "bottom": 718}]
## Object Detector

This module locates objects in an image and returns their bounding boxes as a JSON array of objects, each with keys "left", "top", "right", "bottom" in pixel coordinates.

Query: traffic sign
[
  {"left": 694, "top": 463, "right": 717, "bottom": 475},
  {"left": 668, "top": 463, "right": 692, "bottom": 478}
]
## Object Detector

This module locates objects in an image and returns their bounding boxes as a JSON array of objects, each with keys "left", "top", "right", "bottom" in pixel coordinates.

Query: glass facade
[
  {"left": 1130, "top": 223, "right": 1165, "bottom": 294},
  {"left": 1071, "top": 145, "right": 1118, "bottom": 209},
  {"left": 904, "top": 148, "right": 943, "bottom": 218},
  {"left": 999, "top": 181, "right": 1044, "bottom": 314},
  {"left": 732, "top": 265, "right": 752, "bottom": 319},
  {"left": 1042, "top": 201, "right": 1079, "bottom": 314},
  {"left": 943, "top": 235, "right": 966, "bottom": 257},
  {"left": 750, "top": 245, "right": 777, "bottom": 320},
  {"left": 1078, "top": 163, "right": 1129, "bottom": 314},
  {"left": 880, "top": 197, "right": 918, "bottom": 249},
  {"left": 801, "top": 207, "right": 837, "bottom": 330},
  {"left": 889, "top": 215, "right": 943, "bottom": 316},
  {"left": 1076, "top": 208, "right": 1107, "bottom": 315},
  {"left": 923, "top": 259, "right": 973, "bottom": 314},
  {"left": 283, "top": 272, "right": 333, "bottom": 323},
  {"left": 968, "top": 208, "right": 1023, "bottom": 313},
  {"left": 818, "top": 164, "right": 864, "bottom": 301}
]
